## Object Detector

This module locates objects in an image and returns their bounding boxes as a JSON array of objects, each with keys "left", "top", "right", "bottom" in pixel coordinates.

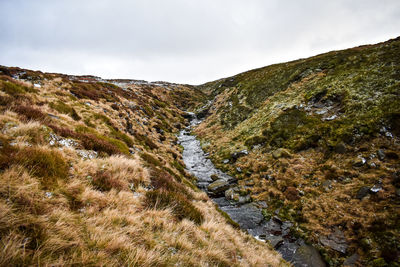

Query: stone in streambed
[
  {"left": 220, "top": 203, "right": 264, "bottom": 229},
  {"left": 207, "top": 179, "right": 230, "bottom": 196}
]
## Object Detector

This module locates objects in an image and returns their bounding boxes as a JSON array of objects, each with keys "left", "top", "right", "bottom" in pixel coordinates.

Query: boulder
[
  {"left": 377, "top": 149, "right": 386, "bottom": 161},
  {"left": 207, "top": 179, "right": 230, "bottom": 196},
  {"left": 272, "top": 148, "right": 291, "bottom": 159},
  {"left": 220, "top": 203, "right": 264, "bottom": 229}
]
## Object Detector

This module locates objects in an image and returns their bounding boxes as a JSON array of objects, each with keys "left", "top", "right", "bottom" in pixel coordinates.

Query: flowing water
[{"left": 177, "top": 113, "right": 326, "bottom": 267}]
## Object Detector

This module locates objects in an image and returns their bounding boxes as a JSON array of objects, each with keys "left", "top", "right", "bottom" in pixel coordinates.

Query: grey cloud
[{"left": 1, "top": 0, "right": 399, "bottom": 84}]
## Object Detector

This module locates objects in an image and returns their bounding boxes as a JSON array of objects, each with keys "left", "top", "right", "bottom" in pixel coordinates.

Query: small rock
[
  {"left": 236, "top": 167, "right": 242, "bottom": 173},
  {"left": 353, "top": 156, "right": 366, "bottom": 167},
  {"left": 272, "top": 148, "right": 291, "bottom": 159},
  {"left": 377, "top": 149, "right": 385, "bottom": 161},
  {"left": 324, "top": 114, "right": 338, "bottom": 121},
  {"left": 356, "top": 186, "right": 370, "bottom": 199},
  {"left": 222, "top": 159, "right": 229, "bottom": 164},
  {"left": 225, "top": 188, "right": 238, "bottom": 201},
  {"left": 322, "top": 180, "right": 332, "bottom": 191},
  {"left": 47, "top": 113, "right": 60, "bottom": 119},
  {"left": 370, "top": 184, "right": 382, "bottom": 193},
  {"left": 367, "top": 162, "right": 377, "bottom": 169},
  {"left": 45, "top": 192, "right": 53, "bottom": 198}
]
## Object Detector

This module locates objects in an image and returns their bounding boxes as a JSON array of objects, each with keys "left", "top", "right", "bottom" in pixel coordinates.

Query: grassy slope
[
  {"left": 0, "top": 67, "right": 285, "bottom": 266},
  {"left": 195, "top": 37, "right": 400, "bottom": 266}
]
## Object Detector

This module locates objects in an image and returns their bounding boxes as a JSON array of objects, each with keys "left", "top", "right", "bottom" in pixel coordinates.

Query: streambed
[{"left": 177, "top": 113, "right": 326, "bottom": 267}]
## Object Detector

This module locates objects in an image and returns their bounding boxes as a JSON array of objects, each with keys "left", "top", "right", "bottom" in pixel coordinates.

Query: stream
[{"left": 177, "top": 113, "right": 326, "bottom": 267}]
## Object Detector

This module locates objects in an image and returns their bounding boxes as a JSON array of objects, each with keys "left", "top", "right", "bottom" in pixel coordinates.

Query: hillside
[
  {"left": 194, "top": 37, "right": 400, "bottom": 266},
  {"left": 0, "top": 66, "right": 285, "bottom": 266}
]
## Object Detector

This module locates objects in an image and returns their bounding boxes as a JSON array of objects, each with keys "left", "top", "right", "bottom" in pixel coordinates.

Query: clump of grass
[
  {"left": 149, "top": 168, "right": 192, "bottom": 200},
  {"left": 141, "top": 152, "right": 162, "bottom": 167},
  {"left": 0, "top": 141, "right": 69, "bottom": 189},
  {"left": 133, "top": 132, "right": 158, "bottom": 150},
  {"left": 48, "top": 124, "right": 128, "bottom": 155},
  {"left": 91, "top": 170, "right": 125, "bottom": 192},
  {"left": 15, "top": 147, "right": 69, "bottom": 188},
  {"left": 92, "top": 113, "right": 134, "bottom": 147},
  {"left": 49, "top": 101, "right": 81, "bottom": 121},
  {"left": 145, "top": 189, "right": 203, "bottom": 225},
  {"left": 0, "top": 136, "right": 18, "bottom": 170}
]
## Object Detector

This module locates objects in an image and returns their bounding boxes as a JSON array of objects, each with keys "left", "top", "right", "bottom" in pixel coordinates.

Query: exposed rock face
[{"left": 319, "top": 228, "right": 348, "bottom": 254}]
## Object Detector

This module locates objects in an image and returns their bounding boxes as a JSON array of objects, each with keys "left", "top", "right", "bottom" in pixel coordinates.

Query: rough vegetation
[
  {"left": 195, "top": 37, "right": 400, "bottom": 266},
  {"left": 0, "top": 66, "right": 284, "bottom": 266}
]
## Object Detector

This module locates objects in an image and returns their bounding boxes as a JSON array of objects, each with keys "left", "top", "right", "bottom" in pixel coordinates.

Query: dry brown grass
[{"left": 0, "top": 71, "right": 285, "bottom": 266}]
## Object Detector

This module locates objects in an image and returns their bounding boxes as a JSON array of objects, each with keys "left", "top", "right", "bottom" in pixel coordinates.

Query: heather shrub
[{"left": 13, "top": 105, "right": 48, "bottom": 122}]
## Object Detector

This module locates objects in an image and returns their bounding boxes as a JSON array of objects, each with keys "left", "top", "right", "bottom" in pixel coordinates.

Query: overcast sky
[{"left": 1, "top": 0, "right": 399, "bottom": 84}]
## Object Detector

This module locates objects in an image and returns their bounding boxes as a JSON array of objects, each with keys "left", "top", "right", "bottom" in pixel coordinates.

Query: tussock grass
[{"left": 145, "top": 189, "right": 204, "bottom": 225}]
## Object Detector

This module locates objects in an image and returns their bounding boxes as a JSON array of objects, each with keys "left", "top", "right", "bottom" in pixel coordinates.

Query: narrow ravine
[{"left": 178, "top": 113, "right": 326, "bottom": 267}]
